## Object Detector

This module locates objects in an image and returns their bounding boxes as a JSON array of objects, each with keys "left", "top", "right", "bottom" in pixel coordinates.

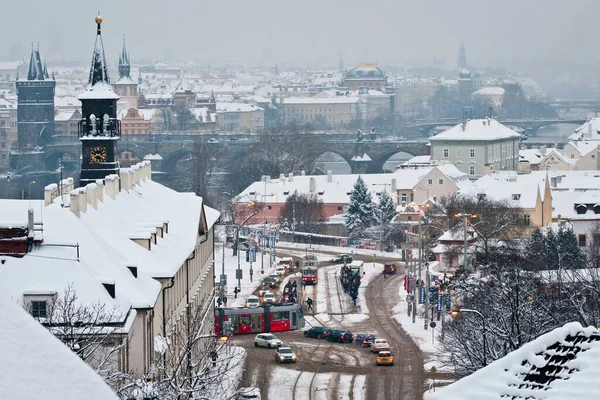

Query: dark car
[
  {"left": 327, "top": 330, "right": 354, "bottom": 343},
  {"left": 304, "top": 326, "right": 331, "bottom": 339},
  {"left": 355, "top": 332, "right": 377, "bottom": 347},
  {"left": 383, "top": 264, "right": 397, "bottom": 275},
  {"left": 331, "top": 254, "right": 353, "bottom": 264}
]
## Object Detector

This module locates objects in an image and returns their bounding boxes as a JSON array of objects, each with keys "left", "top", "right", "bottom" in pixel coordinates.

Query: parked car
[
  {"left": 370, "top": 338, "right": 391, "bottom": 353},
  {"left": 274, "top": 346, "right": 297, "bottom": 363},
  {"left": 236, "top": 387, "right": 261, "bottom": 399},
  {"left": 304, "top": 326, "right": 331, "bottom": 339},
  {"left": 246, "top": 295, "right": 260, "bottom": 308},
  {"left": 327, "top": 330, "right": 354, "bottom": 343},
  {"left": 262, "top": 292, "right": 276, "bottom": 305},
  {"left": 331, "top": 254, "right": 353, "bottom": 264},
  {"left": 254, "top": 333, "right": 283, "bottom": 348},
  {"left": 376, "top": 351, "right": 394, "bottom": 366},
  {"left": 355, "top": 332, "right": 377, "bottom": 347},
  {"left": 383, "top": 264, "right": 397, "bottom": 275}
]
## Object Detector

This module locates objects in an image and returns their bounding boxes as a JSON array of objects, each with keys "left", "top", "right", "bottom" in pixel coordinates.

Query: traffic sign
[
  {"left": 430, "top": 366, "right": 437, "bottom": 373},
  {"left": 430, "top": 321, "right": 437, "bottom": 328},
  {"left": 236, "top": 269, "right": 243, "bottom": 279}
]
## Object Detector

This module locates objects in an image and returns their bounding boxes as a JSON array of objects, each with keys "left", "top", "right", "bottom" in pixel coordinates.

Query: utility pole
[{"left": 221, "top": 241, "right": 225, "bottom": 301}]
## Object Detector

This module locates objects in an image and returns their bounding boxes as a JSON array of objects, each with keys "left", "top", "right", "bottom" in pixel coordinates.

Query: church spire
[
  {"left": 458, "top": 41, "right": 467, "bottom": 70},
  {"left": 26, "top": 43, "right": 45, "bottom": 81},
  {"left": 118, "top": 35, "right": 131, "bottom": 79},
  {"left": 88, "top": 13, "right": 110, "bottom": 87}
]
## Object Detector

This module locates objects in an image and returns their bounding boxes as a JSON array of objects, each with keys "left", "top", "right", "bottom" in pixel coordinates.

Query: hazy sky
[{"left": 2, "top": 0, "right": 599, "bottom": 68}]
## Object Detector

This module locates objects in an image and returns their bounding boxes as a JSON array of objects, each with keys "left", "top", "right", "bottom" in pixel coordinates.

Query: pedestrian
[
  {"left": 223, "top": 296, "right": 228, "bottom": 307},
  {"left": 217, "top": 297, "right": 222, "bottom": 308},
  {"left": 233, "top": 286, "right": 238, "bottom": 299},
  {"left": 306, "top": 297, "right": 313, "bottom": 311},
  {"left": 295, "top": 260, "right": 300, "bottom": 270}
]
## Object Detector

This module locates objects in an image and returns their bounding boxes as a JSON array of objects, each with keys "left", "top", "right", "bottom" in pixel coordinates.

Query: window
[
  {"left": 469, "top": 165, "right": 476, "bottom": 175},
  {"left": 443, "top": 148, "right": 449, "bottom": 158},
  {"left": 401, "top": 193, "right": 407, "bottom": 202},
  {"left": 470, "top": 149, "right": 475, "bottom": 158},
  {"left": 456, "top": 148, "right": 462, "bottom": 158},
  {"left": 512, "top": 194, "right": 521, "bottom": 200},
  {"left": 337, "top": 206, "right": 343, "bottom": 211},
  {"left": 428, "top": 179, "right": 433, "bottom": 185},
  {"left": 570, "top": 154, "right": 574, "bottom": 159},
  {"left": 593, "top": 154, "right": 596, "bottom": 159},
  {"left": 438, "top": 179, "right": 444, "bottom": 185},
  {"left": 579, "top": 234, "right": 587, "bottom": 247},
  {"left": 407, "top": 216, "right": 412, "bottom": 221},
  {"left": 31, "top": 301, "right": 47, "bottom": 318},
  {"left": 524, "top": 214, "right": 531, "bottom": 226}
]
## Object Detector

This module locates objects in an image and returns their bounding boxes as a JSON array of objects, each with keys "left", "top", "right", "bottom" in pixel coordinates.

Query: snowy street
[{"left": 216, "top": 241, "right": 436, "bottom": 399}]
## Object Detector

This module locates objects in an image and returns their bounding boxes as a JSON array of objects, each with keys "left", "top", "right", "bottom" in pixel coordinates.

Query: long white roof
[
  {"left": 430, "top": 119, "right": 521, "bottom": 141},
  {"left": 0, "top": 296, "right": 119, "bottom": 400}
]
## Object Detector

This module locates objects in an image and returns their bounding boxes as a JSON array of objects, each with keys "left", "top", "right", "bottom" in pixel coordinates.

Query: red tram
[{"left": 215, "top": 303, "right": 305, "bottom": 335}]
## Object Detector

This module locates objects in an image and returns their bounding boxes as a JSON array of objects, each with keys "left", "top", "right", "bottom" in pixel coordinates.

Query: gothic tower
[
  {"left": 78, "top": 14, "right": 121, "bottom": 186},
  {"left": 16, "top": 44, "right": 55, "bottom": 150},
  {"left": 458, "top": 42, "right": 467, "bottom": 70},
  {"left": 112, "top": 36, "right": 138, "bottom": 109}
]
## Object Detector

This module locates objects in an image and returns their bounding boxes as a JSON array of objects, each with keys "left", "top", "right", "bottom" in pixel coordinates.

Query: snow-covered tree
[
  {"left": 557, "top": 226, "right": 585, "bottom": 269},
  {"left": 544, "top": 229, "right": 559, "bottom": 270},
  {"left": 345, "top": 176, "right": 375, "bottom": 239},
  {"left": 278, "top": 191, "right": 325, "bottom": 233},
  {"left": 374, "top": 191, "right": 397, "bottom": 249}
]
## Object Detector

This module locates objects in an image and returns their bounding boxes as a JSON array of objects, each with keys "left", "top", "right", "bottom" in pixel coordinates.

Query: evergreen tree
[
  {"left": 544, "top": 229, "right": 559, "bottom": 270},
  {"left": 557, "top": 227, "right": 585, "bottom": 269},
  {"left": 345, "top": 176, "right": 374, "bottom": 239},
  {"left": 375, "top": 191, "right": 397, "bottom": 226},
  {"left": 525, "top": 228, "right": 547, "bottom": 270}
]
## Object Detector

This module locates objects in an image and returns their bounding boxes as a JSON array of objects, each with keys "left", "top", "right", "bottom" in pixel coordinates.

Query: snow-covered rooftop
[
  {"left": 426, "top": 322, "right": 600, "bottom": 400},
  {"left": 472, "top": 86, "right": 505, "bottom": 96},
  {"left": 430, "top": 119, "right": 521, "bottom": 141},
  {"left": 570, "top": 117, "right": 600, "bottom": 141},
  {"left": 0, "top": 296, "right": 119, "bottom": 400}
]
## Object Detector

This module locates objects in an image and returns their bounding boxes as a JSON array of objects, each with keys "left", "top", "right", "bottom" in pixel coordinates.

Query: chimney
[
  {"left": 105, "top": 175, "right": 118, "bottom": 200},
  {"left": 69, "top": 189, "right": 80, "bottom": 217},
  {"left": 288, "top": 173, "right": 294, "bottom": 182},
  {"left": 85, "top": 183, "right": 98, "bottom": 209},
  {"left": 461, "top": 120, "right": 467, "bottom": 131},
  {"left": 540, "top": 146, "right": 547, "bottom": 156},
  {"left": 391, "top": 178, "right": 397, "bottom": 192},
  {"left": 120, "top": 169, "right": 132, "bottom": 192},
  {"left": 44, "top": 183, "right": 58, "bottom": 206},
  {"left": 557, "top": 214, "right": 562, "bottom": 225},
  {"left": 301, "top": 171, "right": 305, "bottom": 176},
  {"left": 550, "top": 176, "right": 557, "bottom": 188},
  {"left": 309, "top": 177, "right": 316, "bottom": 193},
  {"left": 279, "top": 173, "right": 285, "bottom": 182},
  {"left": 327, "top": 170, "right": 332, "bottom": 182},
  {"left": 27, "top": 208, "right": 34, "bottom": 238},
  {"left": 589, "top": 122, "right": 593, "bottom": 136},
  {"left": 131, "top": 165, "right": 140, "bottom": 185},
  {"left": 66, "top": 177, "right": 74, "bottom": 192},
  {"left": 95, "top": 179, "right": 104, "bottom": 203},
  {"left": 78, "top": 187, "right": 87, "bottom": 214}
]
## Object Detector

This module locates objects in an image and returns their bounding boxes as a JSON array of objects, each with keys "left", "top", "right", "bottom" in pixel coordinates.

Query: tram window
[
  {"left": 281, "top": 311, "right": 290, "bottom": 320},
  {"left": 272, "top": 312, "right": 281, "bottom": 321},
  {"left": 239, "top": 316, "right": 251, "bottom": 327},
  {"left": 229, "top": 316, "right": 239, "bottom": 330}
]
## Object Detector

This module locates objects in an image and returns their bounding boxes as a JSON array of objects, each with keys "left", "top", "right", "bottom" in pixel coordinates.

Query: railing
[{"left": 78, "top": 118, "right": 121, "bottom": 138}]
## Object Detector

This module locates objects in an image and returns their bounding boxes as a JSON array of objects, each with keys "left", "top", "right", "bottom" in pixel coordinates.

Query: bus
[{"left": 215, "top": 303, "right": 305, "bottom": 335}]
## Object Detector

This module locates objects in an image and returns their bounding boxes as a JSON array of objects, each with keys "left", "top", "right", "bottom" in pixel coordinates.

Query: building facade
[
  {"left": 0, "top": 97, "right": 17, "bottom": 171},
  {"left": 430, "top": 119, "right": 521, "bottom": 179}
]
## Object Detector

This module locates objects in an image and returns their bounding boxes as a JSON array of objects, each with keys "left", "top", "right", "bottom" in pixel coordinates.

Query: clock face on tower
[{"left": 90, "top": 146, "right": 107, "bottom": 163}]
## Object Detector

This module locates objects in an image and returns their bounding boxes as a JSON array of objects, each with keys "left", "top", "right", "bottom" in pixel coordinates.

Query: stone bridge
[{"left": 114, "top": 134, "right": 430, "bottom": 174}]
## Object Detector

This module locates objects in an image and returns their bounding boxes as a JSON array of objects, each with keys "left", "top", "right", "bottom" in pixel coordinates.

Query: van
[{"left": 246, "top": 295, "right": 260, "bottom": 308}]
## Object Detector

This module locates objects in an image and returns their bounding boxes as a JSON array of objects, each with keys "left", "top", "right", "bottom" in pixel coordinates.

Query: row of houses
[{"left": 0, "top": 161, "right": 219, "bottom": 377}]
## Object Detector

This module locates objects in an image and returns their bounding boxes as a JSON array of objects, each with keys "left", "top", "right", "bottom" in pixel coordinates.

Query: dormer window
[
  {"left": 576, "top": 204, "right": 588, "bottom": 215},
  {"left": 512, "top": 194, "right": 521, "bottom": 200},
  {"left": 31, "top": 300, "right": 47, "bottom": 318},
  {"left": 594, "top": 204, "right": 600, "bottom": 214}
]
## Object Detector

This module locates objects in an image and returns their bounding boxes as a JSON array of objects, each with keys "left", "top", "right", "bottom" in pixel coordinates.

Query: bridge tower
[
  {"left": 78, "top": 14, "right": 121, "bottom": 186},
  {"left": 351, "top": 133, "right": 373, "bottom": 174}
]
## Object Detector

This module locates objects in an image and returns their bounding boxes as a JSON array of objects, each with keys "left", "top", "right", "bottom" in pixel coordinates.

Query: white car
[
  {"left": 254, "top": 333, "right": 283, "bottom": 348},
  {"left": 262, "top": 292, "right": 276, "bottom": 305},
  {"left": 370, "top": 338, "right": 391, "bottom": 353},
  {"left": 274, "top": 346, "right": 297, "bottom": 363},
  {"left": 246, "top": 295, "right": 260, "bottom": 308},
  {"left": 275, "top": 267, "right": 286, "bottom": 276}
]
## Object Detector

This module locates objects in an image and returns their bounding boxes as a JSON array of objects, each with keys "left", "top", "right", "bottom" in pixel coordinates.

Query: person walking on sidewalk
[{"left": 306, "top": 297, "right": 313, "bottom": 311}]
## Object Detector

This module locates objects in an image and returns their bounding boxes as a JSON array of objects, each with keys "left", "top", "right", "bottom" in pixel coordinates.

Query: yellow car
[{"left": 376, "top": 351, "right": 394, "bottom": 366}]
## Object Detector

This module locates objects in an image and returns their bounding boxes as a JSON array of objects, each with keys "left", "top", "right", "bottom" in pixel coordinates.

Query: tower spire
[
  {"left": 118, "top": 35, "right": 131, "bottom": 79},
  {"left": 88, "top": 13, "right": 110, "bottom": 87}
]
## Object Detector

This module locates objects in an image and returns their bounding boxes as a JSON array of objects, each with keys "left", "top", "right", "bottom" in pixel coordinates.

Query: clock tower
[{"left": 78, "top": 14, "right": 121, "bottom": 186}]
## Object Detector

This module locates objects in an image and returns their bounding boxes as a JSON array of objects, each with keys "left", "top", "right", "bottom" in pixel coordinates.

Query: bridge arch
[
  {"left": 369, "top": 148, "right": 422, "bottom": 173},
  {"left": 45, "top": 151, "right": 79, "bottom": 172},
  {"left": 164, "top": 150, "right": 194, "bottom": 173},
  {"left": 314, "top": 150, "right": 354, "bottom": 174}
]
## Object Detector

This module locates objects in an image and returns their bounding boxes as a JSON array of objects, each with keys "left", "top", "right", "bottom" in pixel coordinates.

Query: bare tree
[{"left": 278, "top": 190, "right": 325, "bottom": 233}]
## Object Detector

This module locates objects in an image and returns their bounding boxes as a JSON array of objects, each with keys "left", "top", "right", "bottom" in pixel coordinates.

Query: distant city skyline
[{"left": 1, "top": 0, "right": 600, "bottom": 71}]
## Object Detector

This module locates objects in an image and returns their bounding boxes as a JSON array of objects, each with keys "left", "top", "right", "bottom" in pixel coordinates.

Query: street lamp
[
  {"left": 451, "top": 308, "right": 488, "bottom": 366},
  {"left": 455, "top": 213, "right": 477, "bottom": 273},
  {"left": 412, "top": 202, "right": 429, "bottom": 330},
  {"left": 28, "top": 181, "right": 36, "bottom": 208}
]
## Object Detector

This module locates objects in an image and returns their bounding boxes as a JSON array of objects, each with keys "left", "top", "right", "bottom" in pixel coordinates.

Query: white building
[{"left": 429, "top": 119, "right": 521, "bottom": 179}]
